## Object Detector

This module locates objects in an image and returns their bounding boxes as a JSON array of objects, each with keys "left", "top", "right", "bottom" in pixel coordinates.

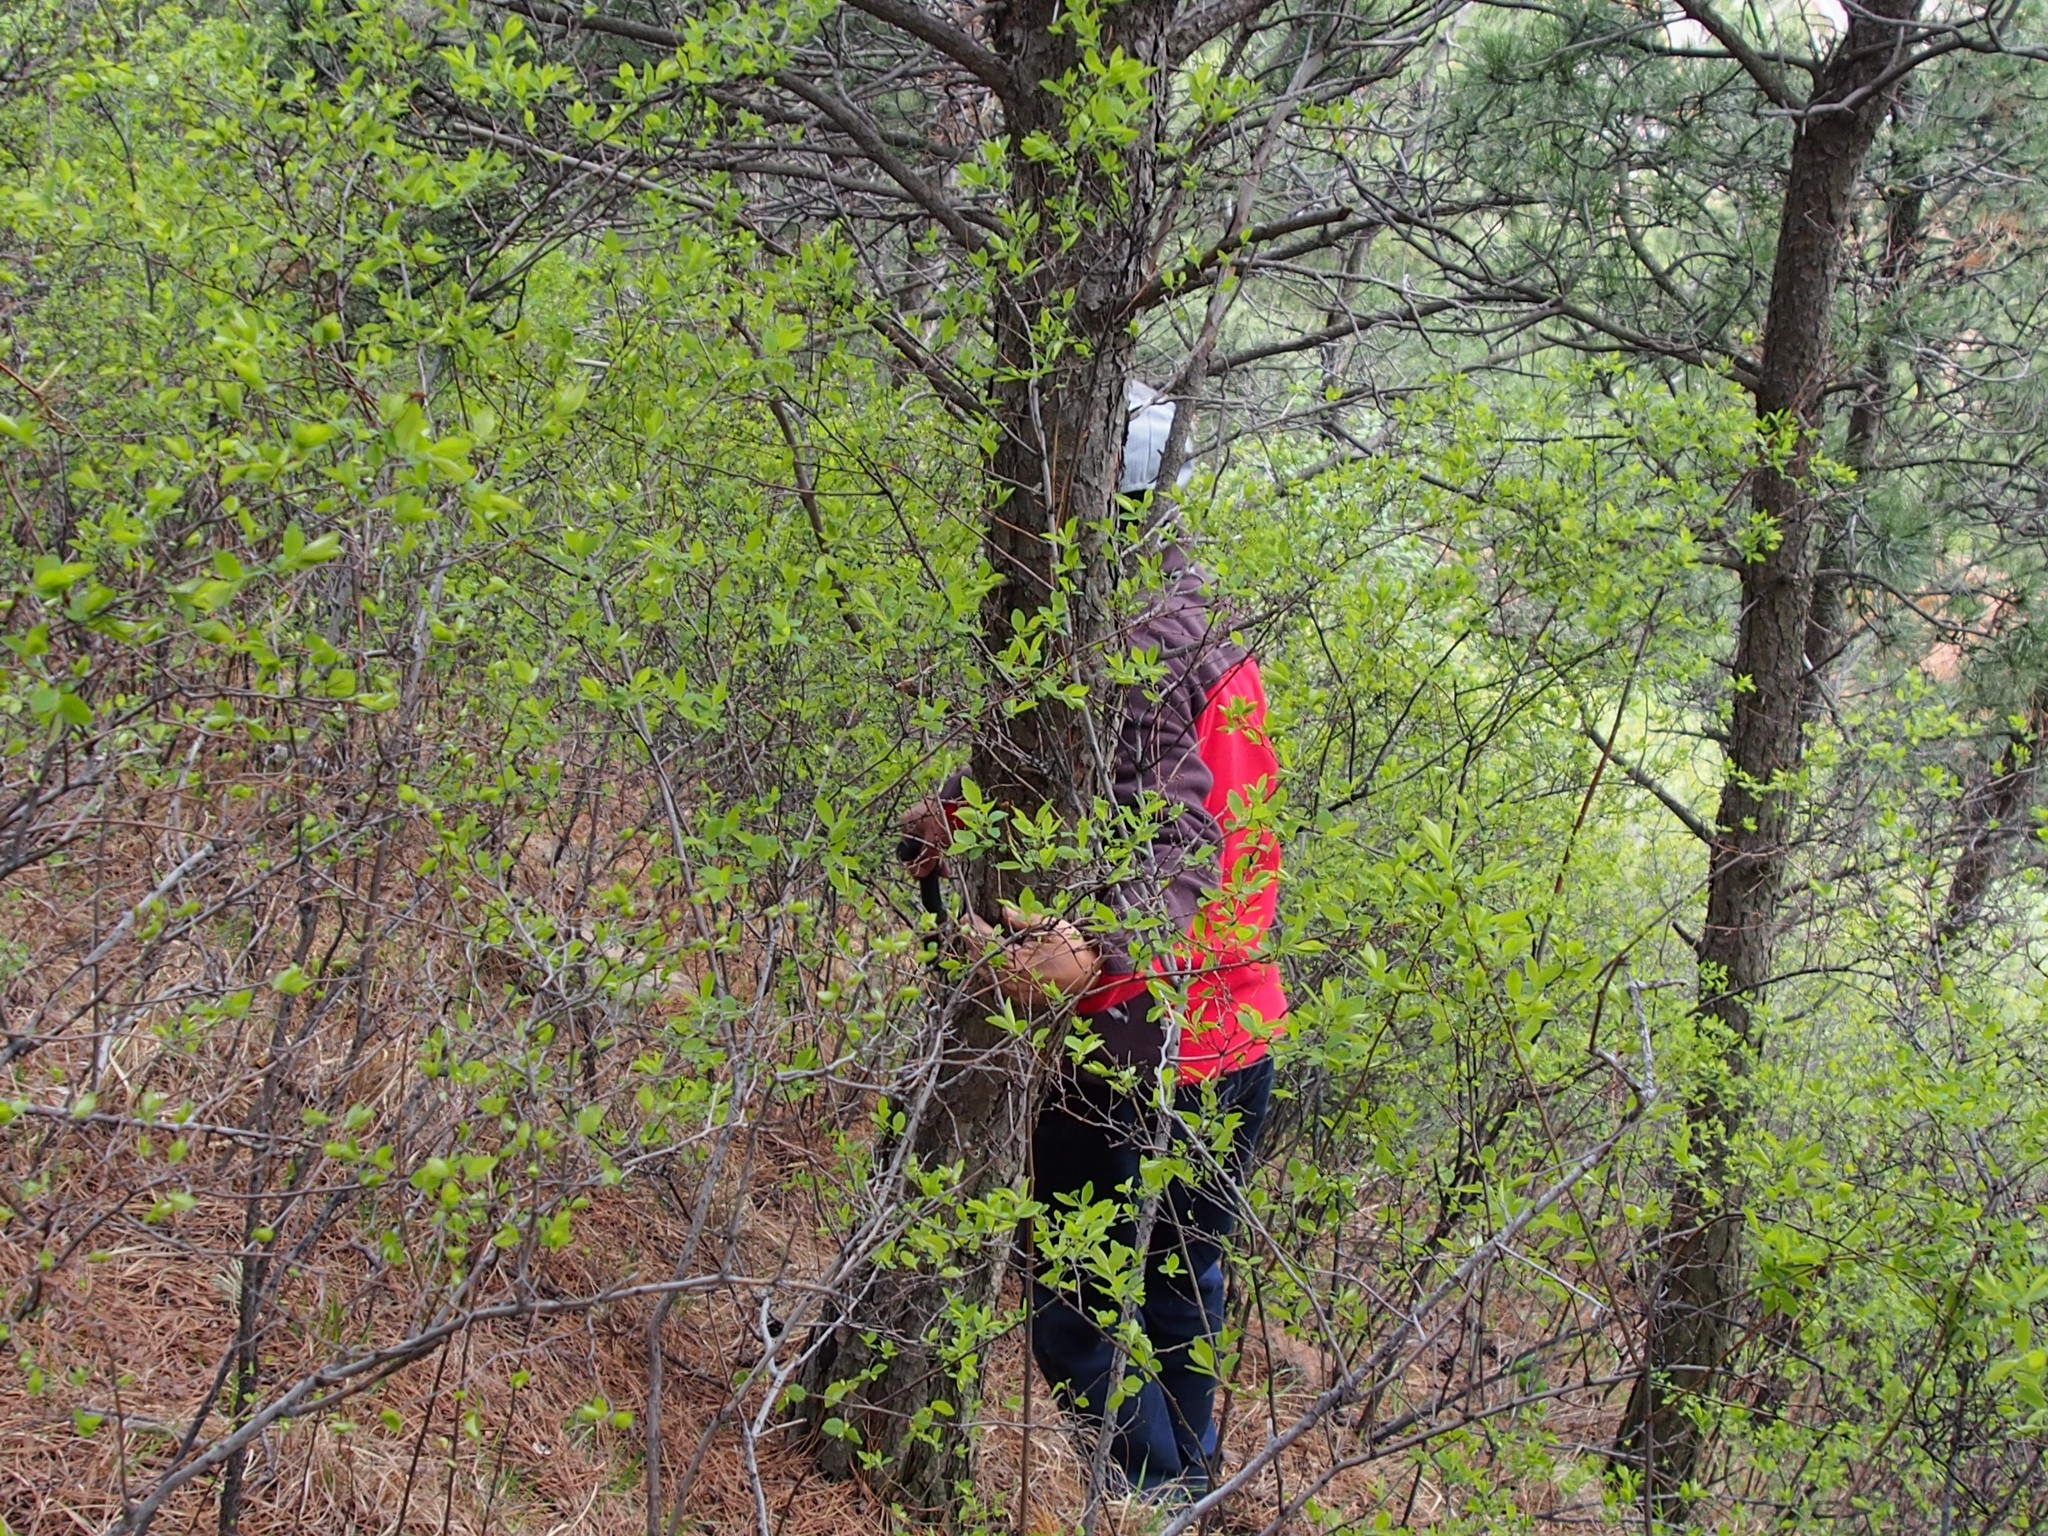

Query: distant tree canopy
[{"left": 3, "top": 0, "right": 2048, "bottom": 1531}]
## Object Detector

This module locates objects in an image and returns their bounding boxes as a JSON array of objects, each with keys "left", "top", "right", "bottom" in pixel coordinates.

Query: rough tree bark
[
  {"left": 796, "top": 1, "right": 1174, "bottom": 1515},
  {"left": 1937, "top": 698, "right": 2048, "bottom": 950},
  {"left": 1618, "top": 0, "right": 1925, "bottom": 1511}
]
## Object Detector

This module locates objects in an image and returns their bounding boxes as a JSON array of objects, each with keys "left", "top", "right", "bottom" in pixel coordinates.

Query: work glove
[
  {"left": 895, "top": 799, "right": 1098, "bottom": 1009},
  {"left": 897, "top": 797, "right": 950, "bottom": 879},
  {"left": 973, "top": 904, "right": 1101, "bottom": 1012}
]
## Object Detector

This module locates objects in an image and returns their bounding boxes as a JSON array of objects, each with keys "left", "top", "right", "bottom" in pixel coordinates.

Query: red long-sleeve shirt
[
  {"left": 1077, "top": 651, "right": 1285, "bottom": 1080},
  {"left": 944, "top": 546, "right": 1286, "bottom": 1083}
]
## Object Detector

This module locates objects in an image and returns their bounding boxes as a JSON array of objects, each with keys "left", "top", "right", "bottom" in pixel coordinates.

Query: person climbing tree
[{"left": 897, "top": 382, "right": 1288, "bottom": 1500}]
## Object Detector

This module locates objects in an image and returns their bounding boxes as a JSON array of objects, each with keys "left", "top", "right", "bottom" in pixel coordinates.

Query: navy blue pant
[{"left": 1029, "top": 1053, "right": 1274, "bottom": 1489}]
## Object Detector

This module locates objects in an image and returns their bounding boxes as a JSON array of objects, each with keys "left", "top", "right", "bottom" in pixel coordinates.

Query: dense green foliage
[{"left": 3, "top": 0, "right": 2048, "bottom": 1531}]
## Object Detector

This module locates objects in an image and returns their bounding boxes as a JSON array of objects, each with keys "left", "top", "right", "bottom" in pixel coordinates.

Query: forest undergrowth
[
  {"left": 6, "top": 0, "right": 2048, "bottom": 1530},
  {"left": 0, "top": 785, "right": 1632, "bottom": 1536}
]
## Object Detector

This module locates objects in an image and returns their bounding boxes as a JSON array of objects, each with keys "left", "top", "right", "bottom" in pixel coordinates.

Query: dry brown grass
[
  {"left": 0, "top": 753, "right": 1628, "bottom": 1536},
  {"left": 0, "top": 1143, "right": 1621, "bottom": 1535}
]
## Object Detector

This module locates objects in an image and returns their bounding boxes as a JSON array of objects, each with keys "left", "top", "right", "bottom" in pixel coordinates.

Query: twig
[{"left": 1157, "top": 1039, "right": 1658, "bottom": 1535}]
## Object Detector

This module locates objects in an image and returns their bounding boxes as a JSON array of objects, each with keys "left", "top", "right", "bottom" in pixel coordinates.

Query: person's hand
[
  {"left": 970, "top": 904, "right": 1101, "bottom": 1011},
  {"left": 896, "top": 797, "right": 951, "bottom": 879}
]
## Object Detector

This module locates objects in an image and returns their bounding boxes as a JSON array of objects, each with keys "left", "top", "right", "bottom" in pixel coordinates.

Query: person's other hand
[
  {"left": 988, "top": 904, "right": 1101, "bottom": 1010},
  {"left": 897, "top": 798, "right": 950, "bottom": 878}
]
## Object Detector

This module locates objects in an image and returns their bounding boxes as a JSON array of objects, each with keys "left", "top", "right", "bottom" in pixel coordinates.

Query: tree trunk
[
  {"left": 1937, "top": 698, "right": 2048, "bottom": 951},
  {"left": 797, "top": 984, "right": 1037, "bottom": 1513},
  {"left": 798, "top": 3, "right": 1172, "bottom": 1516},
  {"left": 1618, "top": 3, "right": 1923, "bottom": 1513}
]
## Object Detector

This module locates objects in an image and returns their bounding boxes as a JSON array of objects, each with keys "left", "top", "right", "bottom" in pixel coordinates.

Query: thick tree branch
[
  {"left": 1167, "top": 0, "right": 1289, "bottom": 61},
  {"left": 769, "top": 73, "right": 988, "bottom": 255},
  {"left": 1936, "top": 702, "right": 2048, "bottom": 950},
  {"left": 839, "top": 0, "right": 1015, "bottom": 99},
  {"left": 489, "top": 0, "right": 988, "bottom": 254},
  {"left": 1789, "top": 31, "right": 2048, "bottom": 122},
  {"left": 1673, "top": 0, "right": 1806, "bottom": 109}
]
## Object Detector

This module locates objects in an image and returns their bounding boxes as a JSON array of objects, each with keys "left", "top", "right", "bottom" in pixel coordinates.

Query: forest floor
[
  {"left": 0, "top": 1129, "right": 1623, "bottom": 1535},
  {"left": 0, "top": 814, "right": 1626, "bottom": 1534}
]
